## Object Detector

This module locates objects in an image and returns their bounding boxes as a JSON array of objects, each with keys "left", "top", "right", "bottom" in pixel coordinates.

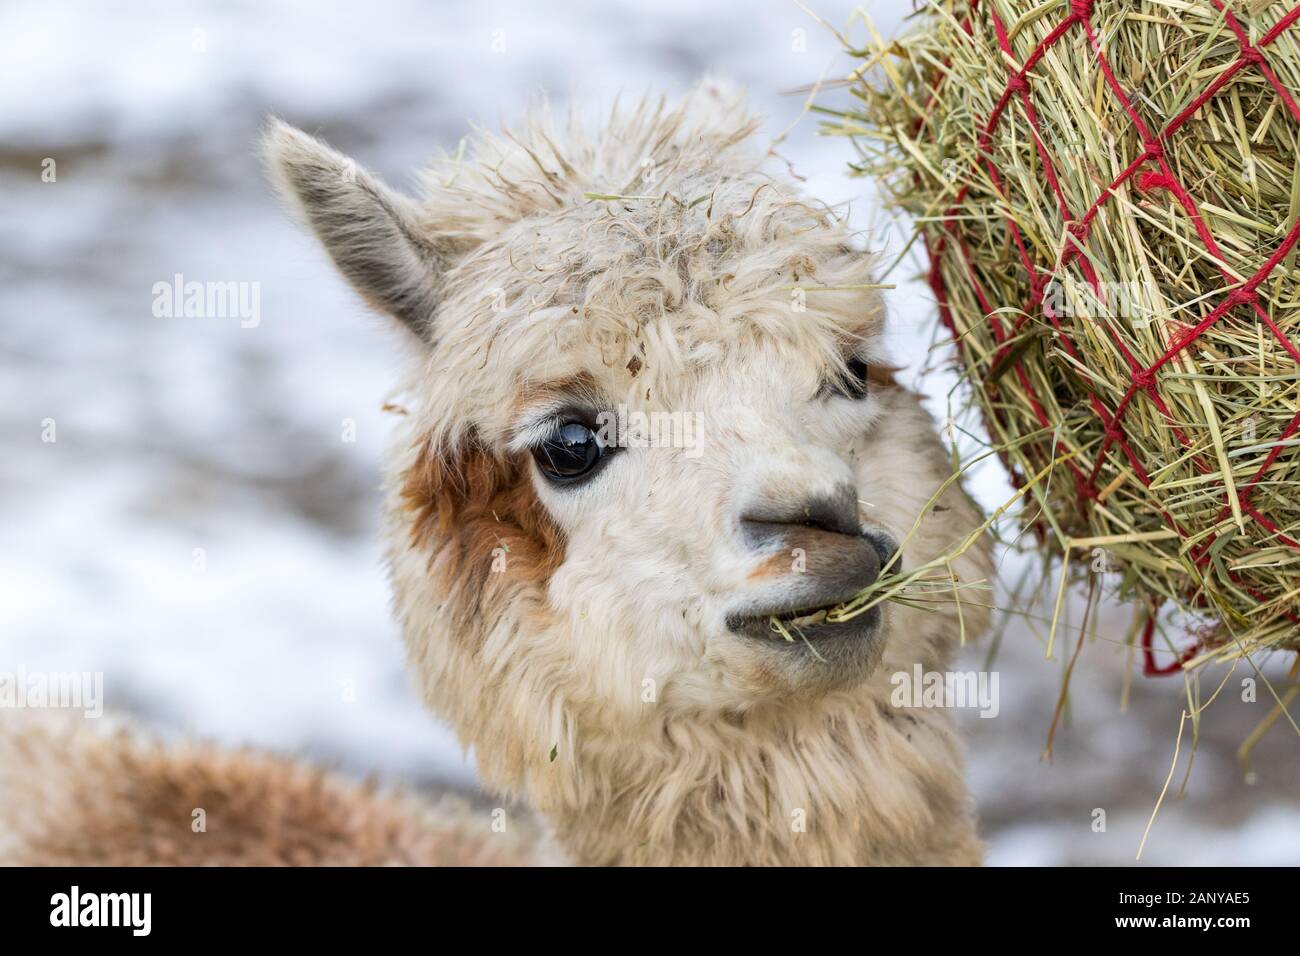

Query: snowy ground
[{"left": 2, "top": 0, "right": 1296, "bottom": 865}]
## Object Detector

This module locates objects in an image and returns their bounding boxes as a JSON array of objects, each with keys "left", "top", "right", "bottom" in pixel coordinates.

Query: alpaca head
[{"left": 264, "top": 84, "right": 932, "bottom": 797}]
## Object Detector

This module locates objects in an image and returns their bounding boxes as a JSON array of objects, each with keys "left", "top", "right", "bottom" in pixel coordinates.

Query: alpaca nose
[{"left": 739, "top": 484, "right": 862, "bottom": 547}]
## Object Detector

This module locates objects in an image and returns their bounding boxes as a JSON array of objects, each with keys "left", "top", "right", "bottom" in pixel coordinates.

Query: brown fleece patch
[{"left": 400, "top": 431, "right": 566, "bottom": 622}]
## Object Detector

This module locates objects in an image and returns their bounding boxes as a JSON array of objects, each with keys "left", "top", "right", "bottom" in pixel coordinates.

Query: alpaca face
[
  {"left": 510, "top": 340, "right": 901, "bottom": 709},
  {"left": 264, "top": 88, "right": 909, "bottom": 731}
]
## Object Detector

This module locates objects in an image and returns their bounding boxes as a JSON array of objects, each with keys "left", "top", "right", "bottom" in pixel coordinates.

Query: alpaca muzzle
[{"left": 728, "top": 487, "right": 899, "bottom": 653}]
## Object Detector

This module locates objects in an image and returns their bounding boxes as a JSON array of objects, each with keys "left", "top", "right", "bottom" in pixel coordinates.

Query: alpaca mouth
[{"left": 726, "top": 599, "right": 882, "bottom": 646}]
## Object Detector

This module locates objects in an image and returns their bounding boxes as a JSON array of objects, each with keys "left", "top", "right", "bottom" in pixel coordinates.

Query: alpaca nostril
[{"left": 864, "top": 530, "right": 901, "bottom": 571}]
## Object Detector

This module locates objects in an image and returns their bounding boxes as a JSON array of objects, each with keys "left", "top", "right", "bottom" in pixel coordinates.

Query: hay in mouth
[
  {"left": 770, "top": 601, "right": 840, "bottom": 632},
  {"left": 757, "top": 601, "right": 879, "bottom": 662}
]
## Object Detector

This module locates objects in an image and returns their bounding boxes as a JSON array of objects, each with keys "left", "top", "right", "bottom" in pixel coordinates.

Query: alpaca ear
[{"left": 261, "top": 118, "right": 446, "bottom": 340}]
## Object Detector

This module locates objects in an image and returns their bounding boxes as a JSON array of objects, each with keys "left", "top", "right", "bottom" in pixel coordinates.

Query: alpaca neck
[{"left": 545, "top": 686, "right": 981, "bottom": 866}]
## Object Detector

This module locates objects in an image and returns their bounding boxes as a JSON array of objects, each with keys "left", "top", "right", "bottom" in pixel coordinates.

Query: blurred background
[{"left": 2, "top": 0, "right": 1296, "bottom": 865}]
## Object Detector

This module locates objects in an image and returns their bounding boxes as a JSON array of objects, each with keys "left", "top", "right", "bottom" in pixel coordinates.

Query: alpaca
[
  {"left": 0, "top": 713, "right": 546, "bottom": 866},
  {"left": 0, "top": 83, "right": 993, "bottom": 866}
]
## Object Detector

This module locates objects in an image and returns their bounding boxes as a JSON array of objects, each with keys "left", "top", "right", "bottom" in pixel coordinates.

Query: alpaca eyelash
[
  {"left": 510, "top": 416, "right": 568, "bottom": 454},
  {"left": 509, "top": 406, "right": 603, "bottom": 454}
]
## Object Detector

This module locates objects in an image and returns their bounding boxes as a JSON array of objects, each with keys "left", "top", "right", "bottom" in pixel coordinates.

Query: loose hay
[{"left": 827, "top": 0, "right": 1300, "bottom": 663}]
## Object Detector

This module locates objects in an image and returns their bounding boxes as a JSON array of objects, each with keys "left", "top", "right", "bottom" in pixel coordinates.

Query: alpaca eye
[
  {"left": 824, "top": 356, "right": 870, "bottom": 401},
  {"left": 533, "top": 422, "right": 604, "bottom": 483}
]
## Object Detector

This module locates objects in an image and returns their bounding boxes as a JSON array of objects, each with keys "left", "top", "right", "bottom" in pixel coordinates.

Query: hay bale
[{"left": 831, "top": 0, "right": 1300, "bottom": 663}]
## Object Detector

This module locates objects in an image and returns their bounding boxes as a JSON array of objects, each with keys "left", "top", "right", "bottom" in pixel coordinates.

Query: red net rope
[{"left": 919, "top": 0, "right": 1300, "bottom": 670}]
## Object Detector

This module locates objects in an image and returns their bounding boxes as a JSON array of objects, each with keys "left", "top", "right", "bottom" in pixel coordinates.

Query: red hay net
[{"left": 918, "top": 0, "right": 1300, "bottom": 673}]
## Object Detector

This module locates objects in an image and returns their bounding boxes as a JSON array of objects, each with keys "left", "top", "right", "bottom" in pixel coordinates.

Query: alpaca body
[{"left": 0, "top": 715, "right": 549, "bottom": 866}]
